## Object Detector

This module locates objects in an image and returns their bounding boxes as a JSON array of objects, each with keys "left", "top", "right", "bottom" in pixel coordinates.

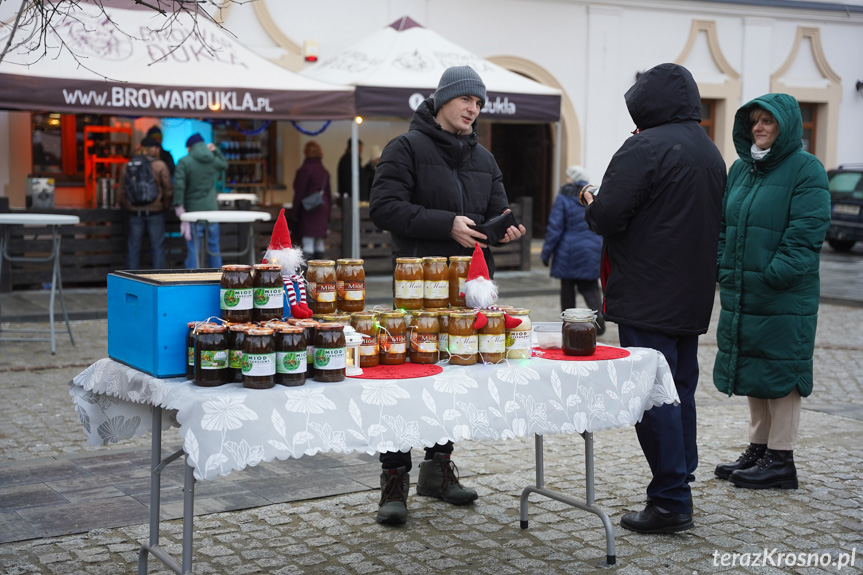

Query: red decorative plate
[
  {"left": 349, "top": 363, "right": 444, "bottom": 379},
  {"left": 532, "top": 345, "right": 630, "bottom": 361}
]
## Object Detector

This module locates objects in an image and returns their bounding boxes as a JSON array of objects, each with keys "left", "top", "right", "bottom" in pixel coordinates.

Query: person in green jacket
[
  {"left": 713, "top": 93, "right": 830, "bottom": 490},
  {"left": 173, "top": 133, "right": 228, "bottom": 269}
]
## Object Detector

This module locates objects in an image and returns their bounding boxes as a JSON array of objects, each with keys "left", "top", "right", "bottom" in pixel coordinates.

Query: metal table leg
[
  {"left": 519, "top": 432, "right": 617, "bottom": 566},
  {"left": 203, "top": 221, "right": 255, "bottom": 265},
  {"left": 138, "top": 406, "right": 196, "bottom": 575},
  {"left": 0, "top": 223, "right": 75, "bottom": 354}
]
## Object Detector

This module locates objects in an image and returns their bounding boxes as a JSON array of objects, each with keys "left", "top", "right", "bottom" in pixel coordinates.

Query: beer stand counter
[{"left": 70, "top": 349, "right": 678, "bottom": 573}]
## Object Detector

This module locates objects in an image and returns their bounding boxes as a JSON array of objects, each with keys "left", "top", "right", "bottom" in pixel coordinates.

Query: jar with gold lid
[
  {"left": 478, "top": 310, "right": 506, "bottom": 364},
  {"left": 422, "top": 257, "right": 449, "bottom": 309},
  {"left": 448, "top": 255, "right": 472, "bottom": 307},
  {"left": 313, "top": 323, "right": 347, "bottom": 382},
  {"left": 220, "top": 264, "right": 254, "bottom": 323},
  {"left": 409, "top": 310, "right": 440, "bottom": 365},
  {"left": 274, "top": 325, "right": 306, "bottom": 386},
  {"left": 447, "top": 311, "right": 478, "bottom": 365},
  {"left": 505, "top": 308, "right": 533, "bottom": 359},
  {"left": 351, "top": 311, "right": 379, "bottom": 368},
  {"left": 307, "top": 260, "right": 337, "bottom": 314},
  {"left": 194, "top": 324, "right": 228, "bottom": 387},
  {"left": 394, "top": 257, "right": 423, "bottom": 310},
  {"left": 242, "top": 327, "right": 276, "bottom": 389},
  {"left": 378, "top": 309, "right": 407, "bottom": 365},
  {"left": 252, "top": 263, "right": 284, "bottom": 323},
  {"left": 336, "top": 258, "right": 365, "bottom": 312}
]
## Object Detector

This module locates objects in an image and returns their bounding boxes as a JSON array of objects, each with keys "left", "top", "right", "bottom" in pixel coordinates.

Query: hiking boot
[
  {"left": 715, "top": 443, "right": 767, "bottom": 480},
  {"left": 416, "top": 453, "right": 478, "bottom": 505},
  {"left": 376, "top": 467, "right": 409, "bottom": 525},
  {"left": 730, "top": 449, "right": 798, "bottom": 490}
]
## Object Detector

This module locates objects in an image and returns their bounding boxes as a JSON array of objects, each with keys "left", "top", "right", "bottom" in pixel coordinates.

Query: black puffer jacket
[
  {"left": 369, "top": 97, "right": 510, "bottom": 273},
  {"left": 584, "top": 63, "right": 726, "bottom": 335}
]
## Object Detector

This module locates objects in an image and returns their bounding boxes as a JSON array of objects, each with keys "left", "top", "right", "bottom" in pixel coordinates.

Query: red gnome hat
[
  {"left": 263, "top": 209, "right": 312, "bottom": 318},
  {"left": 460, "top": 243, "right": 521, "bottom": 331}
]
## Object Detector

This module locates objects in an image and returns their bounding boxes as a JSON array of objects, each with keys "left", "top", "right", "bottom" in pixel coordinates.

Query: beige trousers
[{"left": 748, "top": 389, "right": 801, "bottom": 451}]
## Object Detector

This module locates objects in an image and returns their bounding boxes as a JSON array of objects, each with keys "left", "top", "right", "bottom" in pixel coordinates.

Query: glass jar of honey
[
  {"left": 505, "top": 308, "right": 533, "bottom": 359},
  {"left": 422, "top": 257, "right": 449, "bottom": 309},
  {"left": 252, "top": 263, "right": 284, "bottom": 323},
  {"left": 294, "top": 319, "right": 319, "bottom": 378},
  {"left": 409, "top": 311, "right": 440, "bottom": 365},
  {"left": 274, "top": 325, "right": 306, "bottom": 386},
  {"left": 478, "top": 310, "right": 506, "bottom": 364},
  {"left": 433, "top": 309, "right": 451, "bottom": 361},
  {"left": 313, "top": 323, "right": 346, "bottom": 382},
  {"left": 242, "top": 327, "right": 276, "bottom": 389},
  {"left": 351, "top": 311, "right": 379, "bottom": 368},
  {"left": 394, "top": 257, "right": 423, "bottom": 310},
  {"left": 319, "top": 312, "right": 352, "bottom": 327},
  {"left": 220, "top": 264, "right": 253, "bottom": 323},
  {"left": 307, "top": 260, "right": 337, "bottom": 314},
  {"left": 336, "top": 258, "right": 365, "bottom": 313},
  {"left": 447, "top": 311, "right": 478, "bottom": 365},
  {"left": 562, "top": 308, "right": 597, "bottom": 357},
  {"left": 227, "top": 323, "right": 253, "bottom": 383},
  {"left": 378, "top": 310, "right": 407, "bottom": 365},
  {"left": 448, "top": 255, "right": 472, "bottom": 307},
  {"left": 194, "top": 324, "right": 228, "bottom": 387},
  {"left": 185, "top": 321, "right": 207, "bottom": 380}
]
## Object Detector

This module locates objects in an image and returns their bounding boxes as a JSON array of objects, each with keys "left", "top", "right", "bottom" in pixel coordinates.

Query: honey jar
[
  {"left": 252, "top": 263, "right": 284, "bottom": 323},
  {"left": 562, "top": 308, "right": 597, "bottom": 356},
  {"left": 378, "top": 310, "right": 407, "bottom": 365},
  {"left": 409, "top": 310, "right": 440, "bottom": 365},
  {"left": 447, "top": 311, "right": 478, "bottom": 365},
  {"left": 394, "top": 257, "right": 423, "bottom": 310},
  {"left": 422, "top": 256, "right": 449, "bottom": 309},
  {"left": 478, "top": 310, "right": 506, "bottom": 364},
  {"left": 307, "top": 260, "right": 337, "bottom": 314},
  {"left": 274, "top": 325, "right": 306, "bottom": 386},
  {"left": 313, "top": 323, "right": 347, "bottom": 382},
  {"left": 194, "top": 324, "right": 228, "bottom": 387},
  {"left": 448, "top": 255, "right": 471, "bottom": 307},
  {"left": 242, "top": 327, "right": 276, "bottom": 389},
  {"left": 351, "top": 311, "right": 380, "bottom": 368},
  {"left": 220, "top": 264, "right": 253, "bottom": 323},
  {"left": 505, "top": 308, "right": 533, "bottom": 359},
  {"left": 336, "top": 258, "right": 365, "bottom": 312}
]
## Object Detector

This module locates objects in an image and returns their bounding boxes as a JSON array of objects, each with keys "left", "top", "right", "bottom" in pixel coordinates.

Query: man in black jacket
[
  {"left": 369, "top": 66, "right": 525, "bottom": 526},
  {"left": 582, "top": 63, "right": 725, "bottom": 533}
]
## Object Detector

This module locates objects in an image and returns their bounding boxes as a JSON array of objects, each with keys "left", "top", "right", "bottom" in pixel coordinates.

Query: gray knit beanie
[{"left": 433, "top": 66, "right": 487, "bottom": 113}]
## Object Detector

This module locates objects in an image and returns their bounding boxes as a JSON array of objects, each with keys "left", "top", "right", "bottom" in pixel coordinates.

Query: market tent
[
  {"left": 301, "top": 16, "right": 561, "bottom": 122},
  {"left": 0, "top": 2, "right": 354, "bottom": 120}
]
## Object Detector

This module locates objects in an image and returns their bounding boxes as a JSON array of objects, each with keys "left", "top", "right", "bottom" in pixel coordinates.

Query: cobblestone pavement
[{"left": 1, "top": 295, "right": 861, "bottom": 574}]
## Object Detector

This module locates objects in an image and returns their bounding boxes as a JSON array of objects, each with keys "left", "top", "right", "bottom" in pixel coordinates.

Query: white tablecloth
[{"left": 70, "top": 350, "right": 677, "bottom": 481}]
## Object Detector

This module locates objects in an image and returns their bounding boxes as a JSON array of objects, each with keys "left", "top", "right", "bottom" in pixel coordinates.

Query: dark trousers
[
  {"left": 127, "top": 210, "right": 166, "bottom": 270},
  {"left": 618, "top": 325, "right": 698, "bottom": 515},
  {"left": 560, "top": 279, "right": 603, "bottom": 312},
  {"left": 380, "top": 441, "right": 453, "bottom": 473}
]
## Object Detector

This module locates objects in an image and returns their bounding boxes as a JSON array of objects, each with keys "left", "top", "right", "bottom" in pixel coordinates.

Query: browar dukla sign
[{"left": 0, "top": 3, "right": 353, "bottom": 120}]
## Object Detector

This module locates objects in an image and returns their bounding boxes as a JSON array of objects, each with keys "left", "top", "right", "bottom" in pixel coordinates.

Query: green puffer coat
[
  {"left": 173, "top": 142, "right": 227, "bottom": 212},
  {"left": 713, "top": 93, "right": 830, "bottom": 399}
]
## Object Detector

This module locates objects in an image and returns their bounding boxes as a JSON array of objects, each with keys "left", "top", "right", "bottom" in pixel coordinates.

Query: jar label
[
  {"left": 253, "top": 287, "right": 284, "bottom": 309},
  {"left": 341, "top": 281, "right": 365, "bottom": 301},
  {"left": 479, "top": 334, "right": 506, "bottom": 353},
  {"left": 312, "top": 282, "right": 336, "bottom": 302},
  {"left": 423, "top": 280, "right": 449, "bottom": 299},
  {"left": 438, "top": 333, "right": 449, "bottom": 352},
  {"left": 199, "top": 349, "right": 228, "bottom": 370},
  {"left": 360, "top": 343, "right": 379, "bottom": 356},
  {"left": 449, "top": 335, "right": 478, "bottom": 354},
  {"left": 220, "top": 288, "right": 253, "bottom": 310},
  {"left": 394, "top": 280, "right": 423, "bottom": 299},
  {"left": 379, "top": 333, "right": 406, "bottom": 354},
  {"left": 187, "top": 346, "right": 194, "bottom": 366},
  {"left": 228, "top": 349, "right": 243, "bottom": 369},
  {"left": 242, "top": 353, "right": 276, "bottom": 376},
  {"left": 410, "top": 332, "right": 438, "bottom": 353},
  {"left": 277, "top": 351, "right": 307, "bottom": 374},
  {"left": 314, "top": 347, "right": 347, "bottom": 369},
  {"left": 458, "top": 277, "right": 466, "bottom": 296},
  {"left": 506, "top": 330, "right": 532, "bottom": 350}
]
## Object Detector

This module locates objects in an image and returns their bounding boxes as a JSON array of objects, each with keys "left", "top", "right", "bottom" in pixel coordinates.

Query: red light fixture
[{"left": 303, "top": 41, "right": 319, "bottom": 63}]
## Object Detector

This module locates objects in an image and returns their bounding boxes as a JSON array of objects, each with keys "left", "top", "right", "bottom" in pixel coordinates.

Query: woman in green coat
[{"left": 713, "top": 93, "right": 830, "bottom": 490}]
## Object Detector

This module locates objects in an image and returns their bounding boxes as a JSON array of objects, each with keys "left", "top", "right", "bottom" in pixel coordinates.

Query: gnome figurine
[
  {"left": 262, "top": 209, "right": 312, "bottom": 319},
  {"left": 461, "top": 243, "right": 521, "bottom": 330}
]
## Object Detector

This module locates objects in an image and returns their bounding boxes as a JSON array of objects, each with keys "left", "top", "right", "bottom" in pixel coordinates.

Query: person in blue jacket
[{"left": 541, "top": 165, "right": 605, "bottom": 334}]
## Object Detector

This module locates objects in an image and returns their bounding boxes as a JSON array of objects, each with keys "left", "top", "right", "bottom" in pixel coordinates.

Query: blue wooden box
[{"left": 108, "top": 270, "right": 222, "bottom": 378}]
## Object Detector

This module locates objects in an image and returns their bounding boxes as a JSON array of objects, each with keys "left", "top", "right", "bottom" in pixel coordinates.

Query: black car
[{"left": 826, "top": 164, "right": 863, "bottom": 252}]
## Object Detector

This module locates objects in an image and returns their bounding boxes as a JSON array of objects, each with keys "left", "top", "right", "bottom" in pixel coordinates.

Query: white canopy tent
[
  {"left": 301, "top": 16, "right": 563, "bottom": 256},
  {"left": 0, "top": 2, "right": 354, "bottom": 120}
]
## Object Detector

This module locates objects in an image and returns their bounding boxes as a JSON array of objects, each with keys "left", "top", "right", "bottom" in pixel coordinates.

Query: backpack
[{"left": 124, "top": 155, "right": 159, "bottom": 206}]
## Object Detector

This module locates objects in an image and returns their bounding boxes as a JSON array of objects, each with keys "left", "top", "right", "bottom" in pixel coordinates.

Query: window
[
  {"left": 799, "top": 103, "right": 817, "bottom": 153},
  {"left": 700, "top": 99, "right": 716, "bottom": 141}
]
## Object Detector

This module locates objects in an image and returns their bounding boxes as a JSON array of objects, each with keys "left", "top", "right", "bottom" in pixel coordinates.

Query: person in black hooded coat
[{"left": 582, "top": 63, "right": 726, "bottom": 534}]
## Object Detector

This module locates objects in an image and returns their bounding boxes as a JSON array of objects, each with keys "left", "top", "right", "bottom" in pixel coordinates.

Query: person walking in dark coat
[
  {"left": 337, "top": 138, "right": 362, "bottom": 198},
  {"left": 582, "top": 63, "right": 726, "bottom": 533},
  {"left": 713, "top": 94, "right": 830, "bottom": 490},
  {"left": 369, "top": 66, "right": 526, "bottom": 526},
  {"left": 541, "top": 165, "right": 605, "bottom": 334},
  {"left": 145, "top": 126, "right": 176, "bottom": 178},
  {"left": 290, "top": 141, "right": 332, "bottom": 260}
]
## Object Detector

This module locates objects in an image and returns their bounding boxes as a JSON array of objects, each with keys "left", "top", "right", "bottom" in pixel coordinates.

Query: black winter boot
[
  {"left": 715, "top": 443, "right": 767, "bottom": 480},
  {"left": 730, "top": 449, "right": 798, "bottom": 489},
  {"left": 376, "top": 467, "right": 410, "bottom": 525},
  {"left": 416, "top": 453, "right": 478, "bottom": 505}
]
